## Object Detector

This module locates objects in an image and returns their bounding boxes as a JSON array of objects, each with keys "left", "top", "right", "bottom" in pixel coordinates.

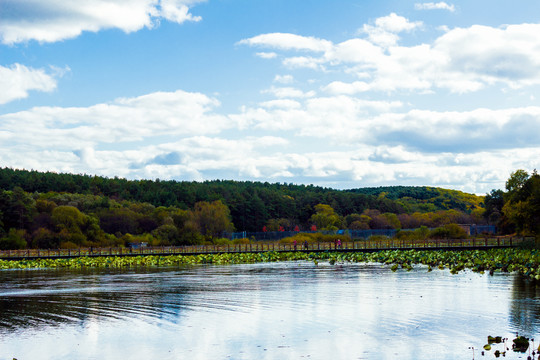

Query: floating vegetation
[
  {"left": 512, "top": 336, "right": 529, "bottom": 353},
  {"left": 3, "top": 249, "right": 540, "bottom": 280},
  {"left": 477, "top": 334, "right": 540, "bottom": 359}
]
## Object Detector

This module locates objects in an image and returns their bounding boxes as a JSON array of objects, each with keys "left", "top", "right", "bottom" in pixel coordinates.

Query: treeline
[
  {"left": 0, "top": 167, "right": 484, "bottom": 229},
  {"left": 0, "top": 167, "right": 405, "bottom": 231},
  {"left": 484, "top": 169, "right": 540, "bottom": 237},
  {"left": 348, "top": 185, "right": 483, "bottom": 213},
  {"left": 0, "top": 189, "right": 236, "bottom": 249},
  {"left": 0, "top": 167, "right": 494, "bottom": 250}
]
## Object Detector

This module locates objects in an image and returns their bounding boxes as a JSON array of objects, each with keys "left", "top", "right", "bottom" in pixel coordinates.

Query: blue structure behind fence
[{"left": 229, "top": 225, "right": 496, "bottom": 241}]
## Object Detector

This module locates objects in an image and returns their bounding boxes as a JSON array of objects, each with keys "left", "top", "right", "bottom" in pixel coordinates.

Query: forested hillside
[
  {"left": 348, "top": 186, "right": 484, "bottom": 212},
  {"left": 0, "top": 167, "right": 491, "bottom": 250}
]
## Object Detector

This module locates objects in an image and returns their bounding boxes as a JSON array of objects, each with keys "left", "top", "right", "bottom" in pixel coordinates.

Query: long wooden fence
[{"left": 0, "top": 237, "right": 529, "bottom": 260}]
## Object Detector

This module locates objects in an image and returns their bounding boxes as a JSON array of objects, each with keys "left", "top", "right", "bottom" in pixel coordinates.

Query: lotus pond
[
  {"left": 5, "top": 248, "right": 540, "bottom": 279},
  {"left": 2, "top": 250, "right": 540, "bottom": 359}
]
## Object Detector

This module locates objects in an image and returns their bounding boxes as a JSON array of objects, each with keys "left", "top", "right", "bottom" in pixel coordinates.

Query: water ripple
[{"left": 1, "top": 263, "right": 540, "bottom": 360}]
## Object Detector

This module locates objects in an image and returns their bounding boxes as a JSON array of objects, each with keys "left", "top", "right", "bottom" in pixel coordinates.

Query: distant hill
[
  {"left": 0, "top": 167, "right": 484, "bottom": 232},
  {"left": 347, "top": 186, "right": 484, "bottom": 213}
]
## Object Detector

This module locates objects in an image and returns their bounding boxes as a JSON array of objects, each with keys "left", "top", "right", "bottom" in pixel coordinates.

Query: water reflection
[
  {"left": 1, "top": 263, "right": 540, "bottom": 360},
  {"left": 510, "top": 276, "right": 540, "bottom": 335},
  {"left": 0, "top": 268, "right": 193, "bottom": 332}
]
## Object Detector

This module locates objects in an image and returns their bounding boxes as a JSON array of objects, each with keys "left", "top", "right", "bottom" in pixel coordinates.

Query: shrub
[
  {"left": 395, "top": 226, "right": 430, "bottom": 241},
  {"left": 214, "top": 238, "right": 232, "bottom": 245},
  {"left": 232, "top": 238, "right": 251, "bottom": 244},
  {"left": 430, "top": 223, "right": 468, "bottom": 239},
  {"left": 59, "top": 241, "right": 79, "bottom": 249},
  {"left": 279, "top": 233, "right": 351, "bottom": 244},
  {"left": 395, "top": 230, "right": 416, "bottom": 241},
  {"left": 367, "top": 235, "right": 390, "bottom": 241}
]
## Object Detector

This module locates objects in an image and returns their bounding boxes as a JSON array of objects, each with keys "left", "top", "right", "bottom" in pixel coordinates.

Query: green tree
[
  {"left": 0, "top": 228, "right": 27, "bottom": 250},
  {"left": 152, "top": 224, "right": 179, "bottom": 245},
  {"left": 381, "top": 213, "right": 401, "bottom": 229},
  {"left": 503, "top": 171, "right": 540, "bottom": 236},
  {"left": 484, "top": 189, "right": 504, "bottom": 225},
  {"left": 52, "top": 206, "right": 86, "bottom": 233},
  {"left": 506, "top": 169, "right": 530, "bottom": 195},
  {"left": 310, "top": 204, "right": 342, "bottom": 230},
  {"left": 0, "top": 187, "right": 36, "bottom": 230},
  {"left": 31, "top": 227, "right": 59, "bottom": 249},
  {"left": 98, "top": 208, "right": 139, "bottom": 235},
  {"left": 192, "top": 200, "right": 234, "bottom": 240},
  {"left": 266, "top": 218, "right": 292, "bottom": 231}
]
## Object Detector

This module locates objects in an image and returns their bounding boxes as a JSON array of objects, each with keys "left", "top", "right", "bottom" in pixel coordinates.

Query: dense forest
[{"left": 0, "top": 167, "right": 535, "bottom": 250}]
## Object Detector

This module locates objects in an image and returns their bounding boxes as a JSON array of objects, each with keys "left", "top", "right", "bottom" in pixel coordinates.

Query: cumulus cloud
[
  {"left": 238, "top": 33, "right": 333, "bottom": 52},
  {"left": 434, "top": 24, "right": 540, "bottom": 88},
  {"left": 255, "top": 52, "right": 277, "bottom": 59},
  {"left": 415, "top": 2, "right": 456, "bottom": 12},
  {"left": 360, "top": 13, "right": 423, "bottom": 47},
  {"left": 0, "top": 0, "right": 204, "bottom": 44},
  {"left": 2, "top": 86, "right": 540, "bottom": 193},
  {"left": 323, "top": 81, "right": 370, "bottom": 95},
  {"left": 372, "top": 12, "right": 423, "bottom": 33},
  {"left": 274, "top": 75, "right": 294, "bottom": 84},
  {"left": 241, "top": 17, "right": 540, "bottom": 93},
  {"left": 262, "top": 86, "right": 316, "bottom": 98},
  {"left": 232, "top": 92, "right": 540, "bottom": 157},
  {"left": 0, "top": 63, "right": 58, "bottom": 104},
  {"left": 0, "top": 90, "right": 231, "bottom": 149}
]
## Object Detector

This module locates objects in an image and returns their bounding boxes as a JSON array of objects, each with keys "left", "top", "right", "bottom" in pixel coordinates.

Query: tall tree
[
  {"left": 503, "top": 170, "right": 540, "bottom": 236},
  {"left": 192, "top": 200, "right": 234, "bottom": 240},
  {"left": 310, "top": 204, "right": 342, "bottom": 230}
]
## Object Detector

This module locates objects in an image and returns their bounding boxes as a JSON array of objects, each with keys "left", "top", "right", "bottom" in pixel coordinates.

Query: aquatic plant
[{"left": 3, "top": 249, "right": 540, "bottom": 281}]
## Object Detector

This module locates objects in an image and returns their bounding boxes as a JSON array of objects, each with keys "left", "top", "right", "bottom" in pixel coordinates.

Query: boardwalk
[{"left": 0, "top": 237, "right": 528, "bottom": 261}]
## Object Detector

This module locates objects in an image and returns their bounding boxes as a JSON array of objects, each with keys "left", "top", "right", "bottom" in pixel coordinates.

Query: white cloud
[
  {"left": 2, "top": 87, "right": 540, "bottom": 193},
  {"left": 373, "top": 13, "right": 423, "bottom": 33},
  {"left": 274, "top": 75, "right": 294, "bottom": 84},
  {"left": 282, "top": 56, "right": 324, "bottom": 70},
  {"left": 361, "top": 13, "right": 423, "bottom": 47},
  {"left": 238, "top": 33, "right": 333, "bottom": 52},
  {"left": 0, "top": 0, "right": 204, "bottom": 44},
  {"left": 262, "top": 86, "right": 316, "bottom": 98},
  {"left": 259, "top": 99, "right": 301, "bottom": 109},
  {"left": 323, "top": 81, "right": 370, "bottom": 94},
  {"left": 0, "top": 90, "right": 232, "bottom": 149},
  {"left": 243, "top": 19, "right": 540, "bottom": 93},
  {"left": 160, "top": 0, "right": 202, "bottom": 23},
  {"left": 255, "top": 52, "right": 277, "bottom": 59},
  {"left": 0, "top": 63, "right": 58, "bottom": 104},
  {"left": 415, "top": 2, "right": 456, "bottom": 12},
  {"left": 433, "top": 24, "right": 540, "bottom": 89},
  {"left": 232, "top": 93, "right": 540, "bottom": 156}
]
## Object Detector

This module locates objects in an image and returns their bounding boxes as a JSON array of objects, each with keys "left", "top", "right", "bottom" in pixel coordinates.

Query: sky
[{"left": 1, "top": 0, "right": 540, "bottom": 194}]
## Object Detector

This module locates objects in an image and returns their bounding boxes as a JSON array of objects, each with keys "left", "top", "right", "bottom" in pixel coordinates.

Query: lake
[{"left": 1, "top": 261, "right": 540, "bottom": 359}]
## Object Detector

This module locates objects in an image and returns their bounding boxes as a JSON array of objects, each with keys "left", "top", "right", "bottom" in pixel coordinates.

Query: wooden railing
[{"left": 0, "top": 237, "right": 529, "bottom": 260}]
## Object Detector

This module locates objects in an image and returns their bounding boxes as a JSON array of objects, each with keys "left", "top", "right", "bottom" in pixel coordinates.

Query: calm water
[{"left": 1, "top": 262, "right": 540, "bottom": 360}]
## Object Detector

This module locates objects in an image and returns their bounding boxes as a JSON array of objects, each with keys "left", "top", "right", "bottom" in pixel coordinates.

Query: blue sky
[{"left": 1, "top": 0, "right": 540, "bottom": 194}]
